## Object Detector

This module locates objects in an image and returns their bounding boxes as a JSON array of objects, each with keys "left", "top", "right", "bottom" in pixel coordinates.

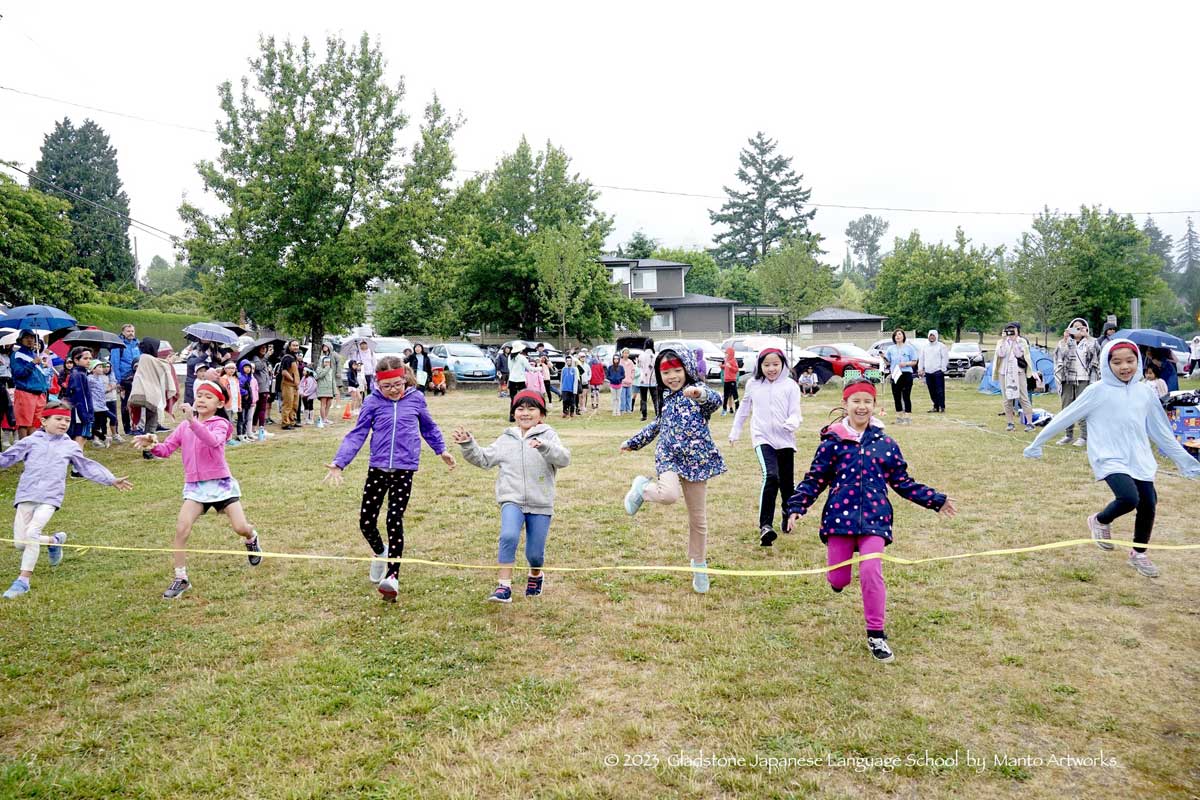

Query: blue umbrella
[
  {"left": 1114, "top": 329, "right": 1187, "bottom": 352},
  {"left": 183, "top": 322, "right": 239, "bottom": 346},
  {"left": 0, "top": 304, "right": 77, "bottom": 332}
]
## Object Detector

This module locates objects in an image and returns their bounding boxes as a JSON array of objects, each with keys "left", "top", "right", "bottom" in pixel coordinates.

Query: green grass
[{"left": 2, "top": 383, "right": 1198, "bottom": 798}]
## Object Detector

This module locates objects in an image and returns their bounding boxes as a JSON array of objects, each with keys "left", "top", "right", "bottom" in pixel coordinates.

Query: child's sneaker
[
  {"left": 316, "top": 418, "right": 325, "bottom": 429},
  {"left": 691, "top": 561, "right": 709, "bottom": 594},
  {"left": 488, "top": 584, "right": 513, "bottom": 603},
  {"left": 759, "top": 525, "right": 777, "bottom": 547},
  {"left": 1087, "top": 513, "right": 1113, "bottom": 551},
  {"left": 47, "top": 532, "right": 67, "bottom": 566},
  {"left": 1055, "top": 435, "right": 1072, "bottom": 445},
  {"left": 624, "top": 475, "right": 651, "bottom": 516},
  {"left": 3, "top": 578, "right": 30, "bottom": 599},
  {"left": 369, "top": 551, "right": 387, "bottom": 583},
  {"left": 244, "top": 532, "right": 262, "bottom": 566},
  {"left": 1023, "top": 424, "right": 1035, "bottom": 432},
  {"left": 867, "top": 635, "right": 895, "bottom": 662},
  {"left": 1072, "top": 438, "right": 1086, "bottom": 447},
  {"left": 1005, "top": 423, "right": 1015, "bottom": 432},
  {"left": 1128, "top": 551, "right": 1159, "bottom": 578},
  {"left": 525, "top": 574, "right": 543, "bottom": 597},
  {"left": 378, "top": 575, "right": 399, "bottom": 602},
  {"left": 162, "top": 577, "right": 190, "bottom": 599}
]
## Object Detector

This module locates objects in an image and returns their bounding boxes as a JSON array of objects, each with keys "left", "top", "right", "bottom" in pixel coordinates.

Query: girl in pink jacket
[{"left": 135, "top": 380, "right": 262, "bottom": 599}]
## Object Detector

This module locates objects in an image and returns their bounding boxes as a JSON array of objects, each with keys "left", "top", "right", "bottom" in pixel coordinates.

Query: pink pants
[{"left": 826, "top": 534, "right": 887, "bottom": 631}]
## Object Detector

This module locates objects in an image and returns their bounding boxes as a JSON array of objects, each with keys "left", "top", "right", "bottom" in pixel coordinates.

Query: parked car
[
  {"left": 372, "top": 336, "right": 414, "bottom": 360},
  {"left": 430, "top": 343, "right": 496, "bottom": 382},
  {"left": 869, "top": 337, "right": 930, "bottom": 361},
  {"left": 651, "top": 339, "right": 720, "bottom": 380},
  {"left": 590, "top": 342, "right": 644, "bottom": 367},
  {"left": 809, "top": 343, "right": 883, "bottom": 377},
  {"left": 947, "top": 342, "right": 986, "bottom": 376}
]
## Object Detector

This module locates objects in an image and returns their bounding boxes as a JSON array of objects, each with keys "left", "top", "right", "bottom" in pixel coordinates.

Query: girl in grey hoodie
[{"left": 453, "top": 389, "right": 571, "bottom": 603}]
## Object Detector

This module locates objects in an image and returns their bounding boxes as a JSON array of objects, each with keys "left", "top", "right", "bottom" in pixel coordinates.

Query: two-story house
[{"left": 601, "top": 256, "right": 739, "bottom": 336}]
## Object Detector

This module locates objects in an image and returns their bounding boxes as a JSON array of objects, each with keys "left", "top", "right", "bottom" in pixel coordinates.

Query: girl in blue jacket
[
  {"left": 323, "top": 357, "right": 456, "bottom": 602},
  {"left": 1026, "top": 340, "right": 1200, "bottom": 578},
  {"left": 620, "top": 349, "right": 725, "bottom": 594},
  {"left": 787, "top": 381, "right": 957, "bottom": 663}
]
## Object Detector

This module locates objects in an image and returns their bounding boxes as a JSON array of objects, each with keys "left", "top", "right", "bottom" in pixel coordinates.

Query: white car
[{"left": 371, "top": 336, "right": 414, "bottom": 360}]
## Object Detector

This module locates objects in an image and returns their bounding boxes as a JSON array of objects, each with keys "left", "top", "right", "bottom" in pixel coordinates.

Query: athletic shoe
[
  {"left": 1072, "top": 438, "right": 1086, "bottom": 447},
  {"left": 369, "top": 551, "right": 387, "bottom": 583},
  {"left": 1005, "top": 423, "right": 1015, "bottom": 432},
  {"left": 227, "top": 438, "right": 241, "bottom": 447},
  {"left": 47, "top": 532, "right": 67, "bottom": 566},
  {"left": 867, "top": 636, "right": 895, "bottom": 663},
  {"left": 488, "top": 584, "right": 513, "bottom": 603},
  {"left": 525, "top": 574, "right": 544, "bottom": 597},
  {"left": 112, "top": 434, "right": 126, "bottom": 443},
  {"left": 316, "top": 419, "right": 325, "bottom": 429},
  {"left": 3, "top": 579, "right": 30, "bottom": 599},
  {"left": 759, "top": 525, "right": 777, "bottom": 547},
  {"left": 378, "top": 575, "right": 399, "bottom": 602},
  {"left": 624, "top": 475, "right": 651, "bottom": 516},
  {"left": 244, "top": 533, "right": 262, "bottom": 566},
  {"left": 1056, "top": 435, "right": 1072, "bottom": 445},
  {"left": 142, "top": 451, "right": 155, "bottom": 460},
  {"left": 691, "top": 561, "right": 710, "bottom": 594},
  {"left": 1128, "top": 551, "right": 1159, "bottom": 578},
  {"left": 1023, "top": 424, "right": 1035, "bottom": 432},
  {"left": 927, "top": 408, "right": 938, "bottom": 413},
  {"left": 1087, "top": 513, "right": 1114, "bottom": 551},
  {"left": 162, "top": 577, "right": 190, "bottom": 599}
]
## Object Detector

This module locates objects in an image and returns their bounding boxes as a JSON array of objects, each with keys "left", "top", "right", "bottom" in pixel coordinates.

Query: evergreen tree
[
  {"left": 617, "top": 229, "right": 658, "bottom": 259},
  {"left": 844, "top": 214, "right": 889, "bottom": 289},
  {"left": 1142, "top": 216, "right": 1176, "bottom": 286},
  {"left": 31, "top": 117, "right": 136, "bottom": 288},
  {"left": 1176, "top": 216, "right": 1200, "bottom": 318},
  {"left": 708, "top": 132, "right": 816, "bottom": 269}
]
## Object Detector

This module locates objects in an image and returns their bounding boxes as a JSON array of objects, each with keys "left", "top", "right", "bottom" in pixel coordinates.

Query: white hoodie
[{"left": 1025, "top": 339, "right": 1200, "bottom": 481}]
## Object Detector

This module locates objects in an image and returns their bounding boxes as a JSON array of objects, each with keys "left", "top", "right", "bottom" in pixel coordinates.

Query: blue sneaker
[
  {"left": 691, "top": 561, "right": 710, "bottom": 594},
  {"left": 488, "top": 585, "right": 512, "bottom": 604},
  {"left": 525, "top": 574, "right": 543, "bottom": 597},
  {"left": 47, "top": 532, "right": 67, "bottom": 566},
  {"left": 3, "top": 578, "right": 30, "bottom": 599},
  {"left": 624, "top": 475, "right": 651, "bottom": 516}
]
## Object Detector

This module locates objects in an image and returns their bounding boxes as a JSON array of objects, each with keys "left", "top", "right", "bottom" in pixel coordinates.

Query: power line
[{"left": 0, "top": 84, "right": 214, "bottom": 134}]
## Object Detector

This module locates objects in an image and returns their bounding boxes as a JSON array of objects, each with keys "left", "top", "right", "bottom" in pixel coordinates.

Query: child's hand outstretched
[
  {"left": 939, "top": 498, "right": 958, "bottom": 519},
  {"left": 682, "top": 385, "right": 704, "bottom": 400},
  {"left": 451, "top": 426, "right": 472, "bottom": 445},
  {"left": 132, "top": 433, "right": 158, "bottom": 450},
  {"left": 786, "top": 513, "right": 801, "bottom": 532},
  {"left": 440, "top": 452, "right": 457, "bottom": 470},
  {"left": 322, "top": 464, "right": 344, "bottom": 488},
  {"left": 111, "top": 476, "right": 134, "bottom": 491}
]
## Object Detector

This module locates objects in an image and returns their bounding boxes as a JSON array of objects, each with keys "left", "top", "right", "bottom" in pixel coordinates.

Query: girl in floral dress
[{"left": 620, "top": 349, "right": 725, "bottom": 593}]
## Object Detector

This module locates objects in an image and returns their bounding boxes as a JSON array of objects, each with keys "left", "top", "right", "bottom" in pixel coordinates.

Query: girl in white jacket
[{"left": 1025, "top": 339, "right": 1200, "bottom": 577}]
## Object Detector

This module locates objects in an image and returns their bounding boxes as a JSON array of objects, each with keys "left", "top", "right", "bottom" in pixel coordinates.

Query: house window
[
  {"left": 650, "top": 311, "right": 674, "bottom": 331},
  {"left": 610, "top": 267, "right": 630, "bottom": 285},
  {"left": 631, "top": 270, "right": 657, "bottom": 293}
]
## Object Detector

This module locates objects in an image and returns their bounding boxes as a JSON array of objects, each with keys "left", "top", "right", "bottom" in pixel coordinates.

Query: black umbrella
[
  {"left": 792, "top": 356, "right": 836, "bottom": 385},
  {"left": 213, "top": 321, "right": 249, "bottom": 337},
  {"left": 238, "top": 335, "right": 285, "bottom": 362},
  {"left": 62, "top": 329, "right": 126, "bottom": 352},
  {"left": 47, "top": 325, "right": 81, "bottom": 345}
]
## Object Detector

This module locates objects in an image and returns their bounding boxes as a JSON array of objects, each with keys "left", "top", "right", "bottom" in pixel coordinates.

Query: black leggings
[
  {"left": 1097, "top": 474, "right": 1156, "bottom": 553},
  {"left": 890, "top": 373, "right": 913, "bottom": 413},
  {"left": 723, "top": 380, "right": 739, "bottom": 412},
  {"left": 360, "top": 468, "right": 414, "bottom": 578},
  {"left": 756, "top": 444, "right": 795, "bottom": 530},
  {"left": 639, "top": 385, "right": 659, "bottom": 418}
]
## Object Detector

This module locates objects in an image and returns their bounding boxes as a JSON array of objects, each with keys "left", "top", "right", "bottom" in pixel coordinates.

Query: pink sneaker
[{"left": 1088, "top": 514, "right": 1113, "bottom": 551}]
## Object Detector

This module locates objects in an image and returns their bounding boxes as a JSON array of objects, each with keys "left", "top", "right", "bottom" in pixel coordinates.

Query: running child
[
  {"left": 787, "top": 381, "right": 957, "bottom": 662},
  {"left": 2, "top": 401, "right": 132, "bottom": 599},
  {"left": 621, "top": 349, "right": 725, "bottom": 593},
  {"left": 729, "top": 348, "right": 802, "bottom": 546},
  {"left": 135, "top": 380, "right": 262, "bottom": 599},
  {"left": 453, "top": 390, "right": 571, "bottom": 603},
  {"left": 323, "top": 358, "right": 456, "bottom": 602},
  {"left": 1025, "top": 340, "right": 1200, "bottom": 577}
]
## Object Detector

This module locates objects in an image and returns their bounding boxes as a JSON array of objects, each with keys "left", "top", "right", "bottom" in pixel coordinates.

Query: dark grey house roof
[
  {"left": 649, "top": 293, "right": 739, "bottom": 309},
  {"left": 598, "top": 256, "right": 689, "bottom": 269},
  {"left": 802, "top": 307, "right": 887, "bottom": 322}
]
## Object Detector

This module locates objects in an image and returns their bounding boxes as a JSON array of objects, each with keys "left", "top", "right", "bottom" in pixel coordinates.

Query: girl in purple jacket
[
  {"left": 1, "top": 401, "right": 132, "bottom": 599},
  {"left": 323, "top": 358, "right": 456, "bottom": 602},
  {"left": 787, "top": 381, "right": 957, "bottom": 663}
]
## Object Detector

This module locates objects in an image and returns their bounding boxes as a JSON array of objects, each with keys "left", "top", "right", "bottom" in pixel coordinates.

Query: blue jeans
[
  {"left": 498, "top": 502, "right": 551, "bottom": 567},
  {"left": 621, "top": 386, "right": 633, "bottom": 412}
]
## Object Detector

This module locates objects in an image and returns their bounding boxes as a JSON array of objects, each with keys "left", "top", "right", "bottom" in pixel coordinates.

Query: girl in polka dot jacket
[{"left": 787, "top": 381, "right": 957, "bottom": 663}]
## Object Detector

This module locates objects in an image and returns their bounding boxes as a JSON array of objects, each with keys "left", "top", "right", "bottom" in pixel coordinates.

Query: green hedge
[{"left": 71, "top": 303, "right": 209, "bottom": 349}]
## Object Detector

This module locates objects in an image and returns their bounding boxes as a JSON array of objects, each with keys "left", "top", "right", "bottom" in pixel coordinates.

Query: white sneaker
[
  {"left": 369, "top": 551, "right": 387, "bottom": 583},
  {"left": 1072, "top": 438, "right": 1086, "bottom": 447},
  {"left": 1088, "top": 513, "right": 1113, "bottom": 551},
  {"left": 377, "top": 575, "right": 398, "bottom": 602},
  {"left": 1128, "top": 551, "right": 1159, "bottom": 578},
  {"left": 1055, "top": 435, "right": 1072, "bottom": 445}
]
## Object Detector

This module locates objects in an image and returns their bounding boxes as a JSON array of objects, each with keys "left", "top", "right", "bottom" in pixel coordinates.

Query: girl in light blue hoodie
[{"left": 1025, "top": 339, "right": 1200, "bottom": 578}]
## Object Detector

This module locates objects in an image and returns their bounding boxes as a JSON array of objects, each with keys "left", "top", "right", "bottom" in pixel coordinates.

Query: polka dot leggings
[{"left": 360, "top": 468, "right": 414, "bottom": 579}]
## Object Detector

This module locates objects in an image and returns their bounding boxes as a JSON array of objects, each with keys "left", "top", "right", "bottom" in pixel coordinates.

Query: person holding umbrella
[{"left": 11, "top": 330, "right": 50, "bottom": 440}]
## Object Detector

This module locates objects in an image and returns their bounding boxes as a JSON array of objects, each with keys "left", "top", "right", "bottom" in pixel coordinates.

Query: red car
[{"left": 808, "top": 343, "right": 881, "bottom": 377}]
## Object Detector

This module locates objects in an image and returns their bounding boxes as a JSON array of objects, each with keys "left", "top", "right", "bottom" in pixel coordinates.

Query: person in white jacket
[
  {"left": 917, "top": 330, "right": 950, "bottom": 413},
  {"left": 1025, "top": 339, "right": 1200, "bottom": 578}
]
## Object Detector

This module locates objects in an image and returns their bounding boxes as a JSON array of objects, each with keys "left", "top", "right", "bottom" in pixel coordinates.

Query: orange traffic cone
[{"left": 342, "top": 402, "right": 353, "bottom": 420}]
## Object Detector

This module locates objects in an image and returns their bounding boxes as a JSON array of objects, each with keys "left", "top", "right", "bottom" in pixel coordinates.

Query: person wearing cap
[
  {"left": 11, "top": 330, "right": 50, "bottom": 440},
  {"left": 1026, "top": 339, "right": 1200, "bottom": 578},
  {"left": 992, "top": 322, "right": 1037, "bottom": 432},
  {"left": 1053, "top": 318, "right": 1095, "bottom": 446},
  {"left": 1, "top": 399, "right": 132, "bottom": 599},
  {"left": 493, "top": 344, "right": 511, "bottom": 398},
  {"left": 786, "top": 380, "right": 956, "bottom": 662},
  {"left": 453, "top": 389, "right": 571, "bottom": 603}
]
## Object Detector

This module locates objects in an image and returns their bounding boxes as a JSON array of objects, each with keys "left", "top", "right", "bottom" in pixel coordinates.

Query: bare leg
[{"left": 173, "top": 501, "right": 205, "bottom": 570}]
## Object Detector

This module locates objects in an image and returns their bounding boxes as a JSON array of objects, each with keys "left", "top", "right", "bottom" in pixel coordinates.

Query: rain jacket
[
  {"left": 729, "top": 372, "right": 802, "bottom": 450},
  {"left": 459, "top": 424, "right": 571, "bottom": 515},
  {"left": 0, "top": 430, "right": 117, "bottom": 508},
  {"left": 331, "top": 385, "right": 447, "bottom": 471},
  {"left": 12, "top": 341, "right": 49, "bottom": 394},
  {"left": 623, "top": 385, "right": 726, "bottom": 482},
  {"left": 150, "top": 415, "right": 234, "bottom": 482}
]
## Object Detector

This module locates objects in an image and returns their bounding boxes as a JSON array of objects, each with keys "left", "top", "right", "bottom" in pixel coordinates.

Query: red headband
[
  {"left": 843, "top": 381, "right": 877, "bottom": 401},
  {"left": 376, "top": 368, "right": 406, "bottom": 381},
  {"left": 511, "top": 389, "right": 546, "bottom": 411},
  {"left": 1109, "top": 342, "right": 1138, "bottom": 360},
  {"left": 42, "top": 407, "right": 70, "bottom": 419},
  {"left": 759, "top": 348, "right": 785, "bottom": 362},
  {"left": 195, "top": 380, "right": 227, "bottom": 401},
  {"left": 659, "top": 357, "right": 685, "bottom": 371}
]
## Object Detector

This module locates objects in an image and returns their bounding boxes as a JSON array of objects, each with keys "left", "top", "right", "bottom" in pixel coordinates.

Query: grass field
[{"left": 1, "top": 383, "right": 1198, "bottom": 799}]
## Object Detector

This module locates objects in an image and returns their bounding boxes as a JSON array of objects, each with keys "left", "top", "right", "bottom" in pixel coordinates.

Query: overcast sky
[{"left": 2, "top": 1, "right": 1197, "bottom": 269}]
